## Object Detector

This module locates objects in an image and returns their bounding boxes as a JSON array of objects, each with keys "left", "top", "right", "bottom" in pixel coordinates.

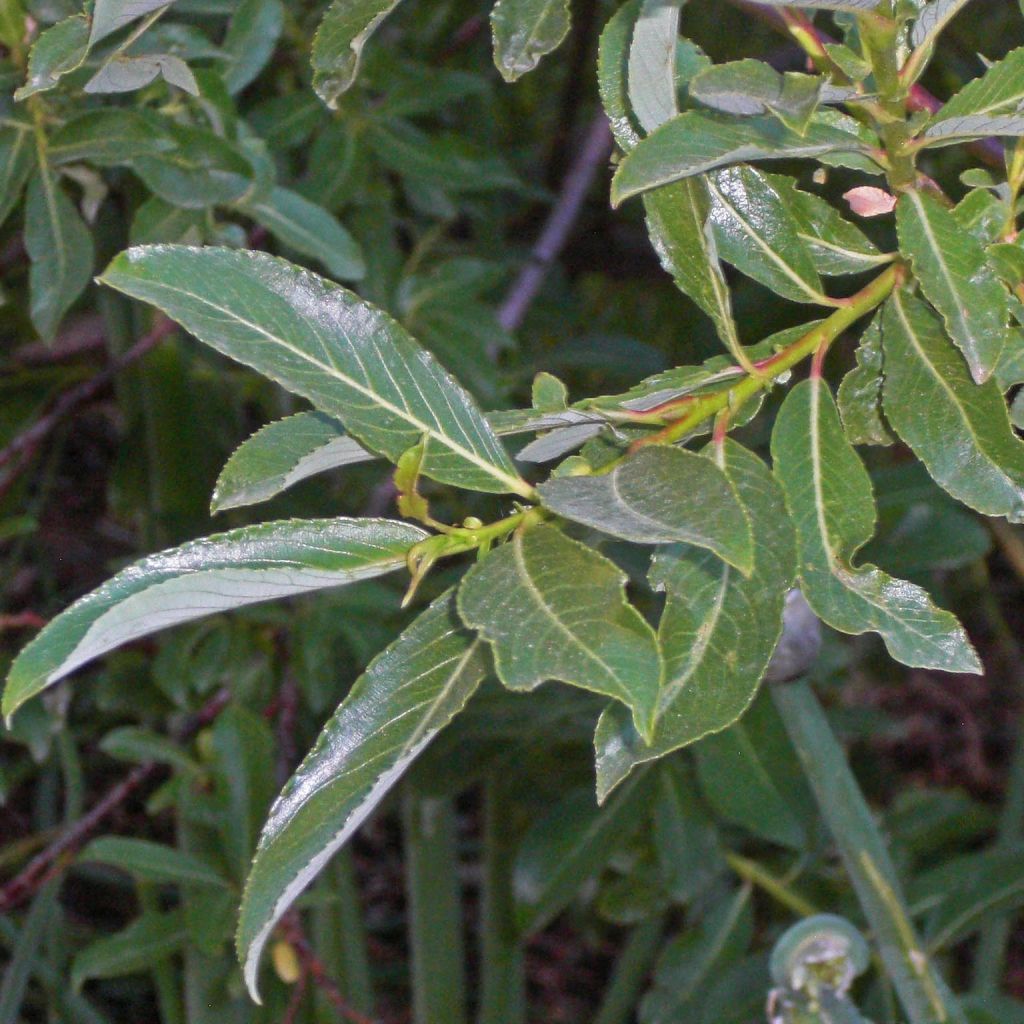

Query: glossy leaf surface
[
  {"left": 238, "top": 589, "right": 487, "bottom": 999},
  {"left": 311, "top": 0, "right": 404, "bottom": 107},
  {"left": 611, "top": 112, "right": 864, "bottom": 205},
  {"left": 882, "top": 290, "right": 1024, "bottom": 522},
  {"left": 3, "top": 518, "right": 426, "bottom": 718},
  {"left": 100, "top": 246, "right": 528, "bottom": 495},
  {"left": 771, "top": 378, "right": 981, "bottom": 673},
  {"left": 491, "top": 0, "right": 571, "bottom": 82},
  {"left": 896, "top": 189, "right": 1010, "bottom": 383}
]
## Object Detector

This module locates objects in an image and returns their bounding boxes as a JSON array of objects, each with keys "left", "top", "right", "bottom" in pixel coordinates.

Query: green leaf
[
  {"left": 597, "top": 0, "right": 643, "bottom": 150},
  {"left": 926, "top": 45, "right": 1024, "bottom": 140},
  {"left": 85, "top": 52, "right": 199, "bottom": 94},
  {"left": 770, "top": 378, "right": 981, "bottom": 673},
  {"left": 2, "top": 517, "right": 426, "bottom": 719},
  {"left": 25, "top": 165, "right": 95, "bottom": 342},
  {"left": 71, "top": 911, "right": 186, "bottom": 992},
  {"left": 99, "top": 246, "right": 529, "bottom": 496},
  {"left": 911, "top": 0, "right": 977, "bottom": 49},
  {"left": 594, "top": 442, "right": 795, "bottom": 800},
  {"left": 693, "top": 693, "right": 810, "bottom": 849},
  {"left": 896, "top": 190, "right": 1012, "bottom": 383},
  {"left": 837, "top": 312, "right": 893, "bottom": 446},
  {"left": 311, "top": 0, "right": 404, "bottom": 108},
  {"left": 79, "top": 837, "right": 228, "bottom": 887},
  {"left": 237, "top": 186, "right": 365, "bottom": 281},
  {"left": 689, "top": 60, "right": 826, "bottom": 133},
  {"left": 457, "top": 524, "right": 663, "bottom": 738},
  {"left": 48, "top": 109, "right": 171, "bottom": 166},
  {"left": 490, "top": 0, "right": 570, "bottom": 82},
  {"left": 212, "top": 411, "right": 371, "bottom": 513},
  {"left": 707, "top": 165, "right": 829, "bottom": 305},
  {"left": 644, "top": 178, "right": 747, "bottom": 362},
  {"left": 129, "top": 194, "right": 203, "bottom": 244},
  {"left": 513, "top": 774, "right": 654, "bottom": 935},
  {"left": 627, "top": 0, "right": 684, "bottom": 133},
  {"left": 689, "top": 59, "right": 786, "bottom": 117},
  {"left": 0, "top": 124, "right": 34, "bottom": 230},
  {"left": 611, "top": 112, "right": 866, "bottom": 205},
  {"left": 597, "top": 2, "right": 750, "bottom": 364},
  {"left": 222, "top": 0, "right": 283, "bottom": 93},
  {"left": 14, "top": 14, "right": 89, "bottom": 100},
  {"left": 89, "top": 0, "right": 173, "bottom": 46},
  {"left": 238, "top": 589, "right": 487, "bottom": 1000},
  {"left": 881, "top": 290, "right": 1024, "bottom": 523},
  {"left": 767, "top": 172, "right": 887, "bottom": 276},
  {"left": 537, "top": 446, "right": 754, "bottom": 574},
  {"left": 129, "top": 123, "right": 256, "bottom": 209}
]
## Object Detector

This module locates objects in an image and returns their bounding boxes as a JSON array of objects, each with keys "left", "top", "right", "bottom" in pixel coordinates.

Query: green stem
[
  {"left": 403, "top": 788, "right": 469, "bottom": 1024},
  {"left": 725, "top": 852, "right": 818, "bottom": 919},
  {"left": 625, "top": 265, "right": 900, "bottom": 452},
  {"left": 592, "top": 914, "right": 667, "bottom": 1024},
  {"left": 477, "top": 774, "right": 526, "bottom": 1024},
  {"left": 857, "top": 4, "right": 917, "bottom": 191},
  {"left": 772, "top": 679, "right": 966, "bottom": 1024}
]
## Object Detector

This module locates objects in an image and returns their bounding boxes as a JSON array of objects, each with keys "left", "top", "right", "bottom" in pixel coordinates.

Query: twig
[
  {"left": 495, "top": 114, "right": 613, "bottom": 342},
  {"left": 0, "top": 317, "right": 175, "bottom": 501},
  {"left": 279, "top": 914, "right": 380, "bottom": 1024},
  {"left": 0, "top": 612, "right": 47, "bottom": 632},
  {"left": 281, "top": 967, "right": 310, "bottom": 1024},
  {"left": 0, "top": 686, "right": 230, "bottom": 913},
  {"left": 729, "top": 0, "right": 1004, "bottom": 167}
]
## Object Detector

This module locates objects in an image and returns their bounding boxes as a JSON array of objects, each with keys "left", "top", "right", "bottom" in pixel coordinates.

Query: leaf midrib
[{"left": 119, "top": 277, "right": 525, "bottom": 494}]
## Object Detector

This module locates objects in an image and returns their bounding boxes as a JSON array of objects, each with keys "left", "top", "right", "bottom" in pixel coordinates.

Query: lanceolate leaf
[
  {"left": 706, "top": 165, "right": 829, "bottom": 305},
  {"left": 597, "top": 0, "right": 642, "bottom": 150},
  {"left": 537, "top": 446, "right": 754, "bottom": 574},
  {"left": 771, "top": 378, "right": 981, "bottom": 673},
  {"left": 238, "top": 589, "right": 488, "bottom": 999},
  {"left": 594, "top": 441, "right": 795, "bottom": 801},
  {"left": 25, "top": 165, "right": 94, "bottom": 342},
  {"left": 491, "top": 0, "right": 571, "bottom": 83},
  {"left": 611, "top": 112, "right": 866, "bottom": 205},
  {"left": 99, "top": 247, "right": 529, "bottom": 496},
  {"left": 71, "top": 911, "right": 186, "bottom": 992},
  {"left": 212, "top": 412, "right": 372, "bottom": 513},
  {"left": 311, "top": 0, "right": 404, "bottom": 108},
  {"left": 927, "top": 46, "right": 1024, "bottom": 131},
  {"left": 237, "top": 186, "right": 366, "bottom": 282},
  {"left": 597, "top": 4, "right": 745, "bottom": 365},
  {"left": 837, "top": 313, "right": 893, "bottom": 446},
  {"left": 0, "top": 125, "right": 34, "bottom": 230},
  {"left": 222, "top": 0, "right": 284, "bottom": 94},
  {"left": 881, "top": 291, "right": 1024, "bottom": 522},
  {"left": 896, "top": 190, "right": 1011, "bottom": 383},
  {"left": 627, "top": 0, "right": 684, "bottom": 133},
  {"left": 457, "top": 525, "right": 663, "bottom": 738},
  {"left": 767, "top": 172, "right": 887, "bottom": 276},
  {"left": 2, "top": 518, "right": 427, "bottom": 719}
]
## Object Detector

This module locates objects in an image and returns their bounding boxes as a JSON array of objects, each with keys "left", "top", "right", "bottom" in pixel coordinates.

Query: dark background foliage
[{"left": 1, "top": 1, "right": 1024, "bottom": 1021}]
